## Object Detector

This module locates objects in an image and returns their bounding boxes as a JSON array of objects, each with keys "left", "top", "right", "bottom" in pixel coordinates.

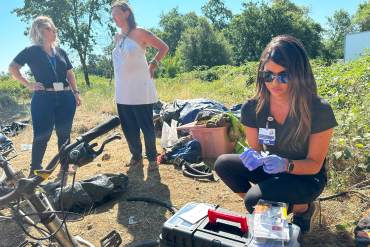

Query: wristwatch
[
  {"left": 287, "top": 159, "right": 294, "bottom": 173},
  {"left": 72, "top": 90, "right": 80, "bottom": 95}
]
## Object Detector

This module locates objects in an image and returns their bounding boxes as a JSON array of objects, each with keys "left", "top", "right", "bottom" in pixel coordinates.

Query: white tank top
[{"left": 112, "top": 36, "right": 158, "bottom": 105}]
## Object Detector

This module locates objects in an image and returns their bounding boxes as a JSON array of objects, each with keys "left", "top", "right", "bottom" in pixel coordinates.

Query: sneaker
[
  {"left": 292, "top": 201, "right": 320, "bottom": 233},
  {"left": 148, "top": 160, "right": 158, "bottom": 170},
  {"left": 126, "top": 158, "right": 143, "bottom": 167}
]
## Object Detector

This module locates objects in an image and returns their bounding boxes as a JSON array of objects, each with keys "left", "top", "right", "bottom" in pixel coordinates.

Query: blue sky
[{"left": 0, "top": 0, "right": 366, "bottom": 73}]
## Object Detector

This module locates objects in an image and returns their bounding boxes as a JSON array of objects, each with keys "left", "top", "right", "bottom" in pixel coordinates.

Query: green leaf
[
  {"left": 338, "top": 138, "right": 346, "bottom": 145},
  {"left": 335, "top": 224, "right": 346, "bottom": 231},
  {"left": 355, "top": 143, "right": 364, "bottom": 148},
  {"left": 343, "top": 148, "right": 352, "bottom": 159},
  {"left": 333, "top": 151, "right": 343, "bottom": 159}
]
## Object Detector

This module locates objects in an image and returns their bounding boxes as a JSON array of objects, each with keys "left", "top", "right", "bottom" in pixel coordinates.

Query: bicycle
[{"left": 0, "top": 116, "right": 124, "bottom": 247}]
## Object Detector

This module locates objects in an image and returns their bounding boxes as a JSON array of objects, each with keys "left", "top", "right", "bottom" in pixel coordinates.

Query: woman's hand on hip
[
  {"left": 148, "top": 63, "right": 156, "bottom": 78},
  {"left": 28, "top": 82, "right": 45, "bottom": 91}
]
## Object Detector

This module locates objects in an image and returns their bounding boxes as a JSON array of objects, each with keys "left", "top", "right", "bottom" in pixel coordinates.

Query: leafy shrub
[{"left": 176, "top": 18, "right": 233, "bottom": 71}]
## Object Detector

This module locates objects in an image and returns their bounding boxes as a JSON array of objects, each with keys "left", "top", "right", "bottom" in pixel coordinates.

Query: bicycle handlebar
[
  {"left": 0, "top": 116, "right": 121, "bottom": 206},
  {"left": 78, "top": 116, "right": 121, "bottom": 143}
]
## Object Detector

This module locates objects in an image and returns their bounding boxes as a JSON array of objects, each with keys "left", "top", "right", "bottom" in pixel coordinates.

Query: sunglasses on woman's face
[{"left": 260, "top": 71, "right": 289, "bottom": 84}]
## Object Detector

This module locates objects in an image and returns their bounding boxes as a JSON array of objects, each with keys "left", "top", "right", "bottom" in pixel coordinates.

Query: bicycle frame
[{"left": 0, "top": 116, "right": 121, "bottom": 247}]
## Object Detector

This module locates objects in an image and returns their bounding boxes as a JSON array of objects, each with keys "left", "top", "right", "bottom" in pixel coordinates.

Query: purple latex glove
[
  {"left": 262, "top": 154, "right": 288, "bottom": 174},
  {"left": 239, "top": 148, "right": 264, "bottom": 171}
]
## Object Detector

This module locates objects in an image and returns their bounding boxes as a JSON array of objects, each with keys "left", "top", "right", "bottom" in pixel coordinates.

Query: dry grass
[{"left": 0, "top": 103, "right": 367, "bottom": 247}]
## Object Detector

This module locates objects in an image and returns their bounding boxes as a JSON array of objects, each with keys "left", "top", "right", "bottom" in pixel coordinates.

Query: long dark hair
[
  {"left": 256, "top": 35, "right": 317, "bottom": 150},
  {"left": 111, "top": 1, "right": 137, "bottom": 32}
]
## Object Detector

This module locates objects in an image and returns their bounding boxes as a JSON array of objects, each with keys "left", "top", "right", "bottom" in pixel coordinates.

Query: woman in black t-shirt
[
  {"left": 8, "top": 16, "right": 81, "bottom": 178},
  {"left": 215, "top": 35, "right": 337, "bottom": 233}
]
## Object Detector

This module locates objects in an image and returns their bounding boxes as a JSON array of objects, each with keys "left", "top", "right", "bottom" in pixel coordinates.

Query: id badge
[
  {"left": 53, "top": 82, "right": 64, "bottom": 91},
  {"left": 258, "top": 128, "right": 276, "bottom": 145}
]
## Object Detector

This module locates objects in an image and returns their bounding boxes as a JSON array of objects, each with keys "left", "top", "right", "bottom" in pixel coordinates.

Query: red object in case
[{"left": 208, "top": 209, "right": 248, "bottom": 233}]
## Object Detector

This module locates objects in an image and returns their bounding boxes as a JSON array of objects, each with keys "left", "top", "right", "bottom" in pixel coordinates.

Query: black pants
[
  {"left": 117, "top": 104, "right": 157, "bottom": 161},
  {"left": 215, "top": 154, "right": 327, "bottom": 213}
]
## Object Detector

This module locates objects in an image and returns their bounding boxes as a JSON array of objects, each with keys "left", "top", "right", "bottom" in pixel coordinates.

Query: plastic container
[
  {"left": 160, "top": 202, "right": 301, "bottom": 247},
  {"left": 178, "top": 122, "right": 234, "bottom": 159}
]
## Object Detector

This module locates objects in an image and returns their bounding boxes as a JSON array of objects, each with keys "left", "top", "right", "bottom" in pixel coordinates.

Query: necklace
[
  {"left": 121, "top": 31, "right": 128, "bottom": 37},
  {"left": 119, "top": 31, "right": 129, "bottom": 49}
]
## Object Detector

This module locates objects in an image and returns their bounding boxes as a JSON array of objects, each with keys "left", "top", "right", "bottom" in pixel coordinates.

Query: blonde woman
[
  {"left": 111, "top": 1, "right": 168, "bottom": 169},
  {"left": 9, "top": 16, "right": 81, "bottom": 177},
  {"left": 215, "top": 35, "right": 337, "bottom": 233}
]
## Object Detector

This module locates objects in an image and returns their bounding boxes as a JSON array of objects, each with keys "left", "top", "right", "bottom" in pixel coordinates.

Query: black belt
[{"left": 43, "top": 83, "right": 69, "bottom": 89}]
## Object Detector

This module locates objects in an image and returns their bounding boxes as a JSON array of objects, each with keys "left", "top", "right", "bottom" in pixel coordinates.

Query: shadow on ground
[
  {"left": 117, "top": 164, "right": 171, "bottom": 246},
  {"left": 302, "top": 222, "right": 355, "bottom": 246},
  {"left": 0, "top": 211, "right": 27, "bottom": 246}
]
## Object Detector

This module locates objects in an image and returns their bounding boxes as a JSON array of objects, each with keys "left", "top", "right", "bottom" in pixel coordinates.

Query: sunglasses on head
[{"left": 260, "top": 71, "right": 289, "bottom": 84}]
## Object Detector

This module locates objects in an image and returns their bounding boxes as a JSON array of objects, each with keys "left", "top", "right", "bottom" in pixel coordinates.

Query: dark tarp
[
  {"left": 160, "top": 98, "right": 230, "bottom": 126},
  {"left": 43, "top": 173, "right": 128, "bottom": 213}
]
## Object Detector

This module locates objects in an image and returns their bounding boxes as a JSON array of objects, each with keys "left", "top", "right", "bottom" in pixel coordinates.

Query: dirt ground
[{"left": 0, "top": 106, "right": 367, "bottom": 247}]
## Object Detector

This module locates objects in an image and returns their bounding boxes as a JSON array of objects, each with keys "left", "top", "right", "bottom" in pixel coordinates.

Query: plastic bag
[{"left": 160, "top": 119, "right": 178, "bottom": 148}]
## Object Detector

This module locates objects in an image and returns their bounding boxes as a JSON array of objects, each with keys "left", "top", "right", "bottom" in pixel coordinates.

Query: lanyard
[
  {"left": 42, "top": 47, "right": 59, "bottom": 81},
  {"left": 49, "top": 55, "right": 56, "bottom": 71},
  {"left": 262, "top": 116, "right": 275, "bottom": 152}
]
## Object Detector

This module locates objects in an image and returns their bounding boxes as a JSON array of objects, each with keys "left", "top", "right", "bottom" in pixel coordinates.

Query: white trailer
[{"left": 344, "top": 31, "right": 370, "bottom": 62}]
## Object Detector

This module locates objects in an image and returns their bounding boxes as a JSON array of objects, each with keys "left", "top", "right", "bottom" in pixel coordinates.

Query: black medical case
[{"left": 159, "top": 202, "right": 301, "bottom": 247}]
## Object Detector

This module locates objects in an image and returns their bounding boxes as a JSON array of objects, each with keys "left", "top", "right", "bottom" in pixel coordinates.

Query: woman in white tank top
[{"left": 111, "top": 1, "right": 169, "bottom": 168}]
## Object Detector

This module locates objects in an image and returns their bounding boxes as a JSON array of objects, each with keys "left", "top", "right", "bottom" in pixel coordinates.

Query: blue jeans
[
  {"left": 30, "top": 90, "right": 76, "bottom": 171},
  {"left": 117, "top": 104, "right": 157, "bottom": 161}
]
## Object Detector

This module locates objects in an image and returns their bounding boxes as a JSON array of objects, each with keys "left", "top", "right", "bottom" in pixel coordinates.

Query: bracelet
[
  {"left": 72, "top": 90, "right": 80, "bottom": 95},
  {"left": 149, "top": 59, "right": 160, "bottom": 67}
]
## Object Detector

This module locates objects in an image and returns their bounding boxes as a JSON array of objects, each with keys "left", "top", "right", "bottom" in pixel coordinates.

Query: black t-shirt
[
  {"left": 241, "top": 96, "right": 337, "bottom": 161},
  {"left": 13, "top": 45, "right": 73, "bottom": 88}
]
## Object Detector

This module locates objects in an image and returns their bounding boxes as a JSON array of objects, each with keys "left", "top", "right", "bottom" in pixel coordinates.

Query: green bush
[{"left": 176, "top": 18, "right": 233, "bottom": 71}]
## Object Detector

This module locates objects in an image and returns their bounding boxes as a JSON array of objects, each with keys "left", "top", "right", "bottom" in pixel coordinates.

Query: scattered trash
[
  {"left": 128, "top": 216, "right": 138, "bottom": 225},
  {"left": 101, "top": 153, "right": 111, "bottom": 161},
  {"left": 0, "top": 133, "right": 14, "bottom": 156},
  {"left": 21, "top": 144, "right": 32, "bottom": 151},
  {"left": 0, "top": 120, "right": 29, "bottom": 137},
  {"left": 160, "top": 119, "right": 178, "bottom": 148}
]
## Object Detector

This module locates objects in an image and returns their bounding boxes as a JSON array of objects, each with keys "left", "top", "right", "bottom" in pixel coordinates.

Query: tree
[
  {"left": 225, "top": 0, "right": 323, "bottom": 64},
  {"left": 176, "top": 18, "right": 233, "bottom": 71},
  {"left": 352, "top": 2, "right": 370, "bottom": 31},
  {"left": 201, "top": 0, "right": 232, "bottom": 30},
  {"left": 158, "top": 8, "right": 185, "bottom": 55},
  {"left": 158, "top": 8, "right": 203, "bottom": 55},
  {"left": 87, "top": 42, "right": 114, "bottom": 79},
  {"left": 324, "top": 9, "right": 353, "bottom": 59},
  {"left": 13, "top": 0, "right": 111, "bottom": 87}
]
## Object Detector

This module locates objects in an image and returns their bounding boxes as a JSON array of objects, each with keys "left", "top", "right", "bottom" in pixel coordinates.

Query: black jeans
[
  {"left": 30, "top": 91, "right": 76, "bottom": 171},
  {"left": 117, "top": 104, "right": 157, "bottom": 161},
  {"left": 215, "top": 154, "right": 327, "bottom": 213}
]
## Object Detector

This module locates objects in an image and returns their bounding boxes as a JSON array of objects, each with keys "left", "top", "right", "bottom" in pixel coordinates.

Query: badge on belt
[{"left": 53, "top": 82, "right": 64, "bottom": 91}]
